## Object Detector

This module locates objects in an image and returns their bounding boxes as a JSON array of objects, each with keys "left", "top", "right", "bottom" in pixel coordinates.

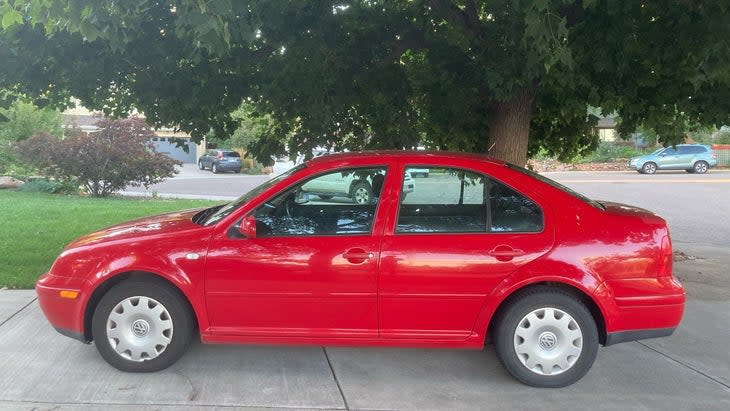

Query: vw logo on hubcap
[
  {"left": 538, "top": 331, "right": 557, "bottom": 350},
  {"left": 132, "top": 319, "right": 150, "bottom": 337}
]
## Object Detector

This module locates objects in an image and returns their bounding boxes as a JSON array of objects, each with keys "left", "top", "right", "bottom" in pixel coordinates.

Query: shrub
[
  {"left": 715, "top": 131, "right": 730, "bottom": 144},
  {"left": 575, "top": 142, "right": 644, "bottom": 163},
  {"left": 0, "top": 99, "right": 64, "bottom": 174},
  {"left": 17, "top": 118, "right": 180, "bottom": 197}
]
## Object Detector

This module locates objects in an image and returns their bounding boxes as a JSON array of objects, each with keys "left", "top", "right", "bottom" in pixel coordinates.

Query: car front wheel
[
  {"left": 641, "top": 162, "right": 657, "bottom": 174},
  {"left": 91, "top": 278, "right": 194, "bottom": 372},
  {"left": 693, "top": 161, "right": 709, "bottom": 174},
  {"left": 212, "top": 164, "right": 219, "bottom": 174},
  {"left": 198, "top": 161, "right": 204, "bottom": 170},
  {"left": 493, "top": 287, "right": 598, "bottom": 387}
]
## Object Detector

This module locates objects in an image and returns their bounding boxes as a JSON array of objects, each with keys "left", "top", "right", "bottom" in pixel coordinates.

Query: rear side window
[
  {"left": 396, "top": 167, "right": 543, "bottom": 234},
  {"left": 489, "top": 179, "right": 543, "bottom": 232}
]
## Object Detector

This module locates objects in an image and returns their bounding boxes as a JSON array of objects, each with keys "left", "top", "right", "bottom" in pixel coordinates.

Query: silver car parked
[{"left": 627, "top": 144, "right": 718, "bottom": 174}]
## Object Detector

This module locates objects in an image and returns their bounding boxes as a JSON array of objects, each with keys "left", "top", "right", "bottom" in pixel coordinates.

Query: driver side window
[{"left": 252, "top": 167, "right": 387, "bottom": 237}]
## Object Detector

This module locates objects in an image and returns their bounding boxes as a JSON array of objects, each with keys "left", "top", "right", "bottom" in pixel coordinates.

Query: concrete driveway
[
  {"left": 1, "top": 285, "right": 729, "bottom": 410},
  {"left": 2, "top": 168, "right": 730, "bottom": 410}
]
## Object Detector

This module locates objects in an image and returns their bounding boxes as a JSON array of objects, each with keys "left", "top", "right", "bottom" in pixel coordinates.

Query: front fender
[{"left": 79, "top": 244, "right": 210, "bottom": 336}]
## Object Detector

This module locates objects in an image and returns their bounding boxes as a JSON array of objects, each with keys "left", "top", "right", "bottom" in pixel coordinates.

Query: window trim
[
  {"left": 394, "top": 165, "right": 545, "bottom": 235},
  {"left": 243, "top": 165, "right": 390, "bottom": 239}
]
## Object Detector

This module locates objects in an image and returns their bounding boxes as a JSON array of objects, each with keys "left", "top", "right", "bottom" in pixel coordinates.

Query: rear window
[
  {"left": 507, "top": 164, "right": 605, "bottom": 210},
  {"left": 223, "top": 151, "right": 241, "bottom": 157}
]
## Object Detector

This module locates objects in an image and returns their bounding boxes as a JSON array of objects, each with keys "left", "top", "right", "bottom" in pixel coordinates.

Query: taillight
[
  {"left": 712, "top": 151, "right": 718, "bottom": 159},
  {"left": 217, "top": 153, "right": 224, "bottom": 160},
  {"left": 658, "top": 235, "right": 673, "bottom": 277}
]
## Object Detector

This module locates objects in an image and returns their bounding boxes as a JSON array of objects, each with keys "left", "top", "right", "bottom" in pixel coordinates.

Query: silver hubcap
[
  {"left": 513, "top": 307, "right": 583, "bottom": 376},
  {"left": 696, "top": 163, "right": 707, "bottom": 173},
  {"left": 354, "top": 187, "right": 369, "bottom": 204},
  {"left": 645, "top": 163, "right": 656, "bottom": 173},
  {"left": 106, "top": 296, "right": 173, "bottom": 362}
]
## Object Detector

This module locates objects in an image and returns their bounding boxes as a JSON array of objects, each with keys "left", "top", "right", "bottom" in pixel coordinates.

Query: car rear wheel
[
  {"left": 641, "top": 162, "right": 657, "bottom": 174},
  {"left": 493, "top": 287, "right": 598, "bottom": 387},
  {"left": 693, "top": 161, "right": 709, "bottom": 174},
  {"left": 91, "top": 278, "right": 194, "bottom": 372},
  {"left": 350, "top": 181, "right": 372, "bottom": 205},
  {"left": 198, "top": 161, "right": 204, "bottom": 170}
]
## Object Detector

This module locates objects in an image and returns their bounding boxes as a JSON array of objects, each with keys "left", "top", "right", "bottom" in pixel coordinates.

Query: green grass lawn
[{"left": 0, "top": 191, "right": 223, "bottom": 289}]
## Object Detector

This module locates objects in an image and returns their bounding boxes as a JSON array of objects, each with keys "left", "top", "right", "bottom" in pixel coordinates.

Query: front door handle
[{"left": 343, "top": 248, "right": 374, "bottom": 263}]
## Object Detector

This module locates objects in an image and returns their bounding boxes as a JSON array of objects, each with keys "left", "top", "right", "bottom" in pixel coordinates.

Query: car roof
[{"left": 306, "top": 150, "right": 505, "bottom": 166}]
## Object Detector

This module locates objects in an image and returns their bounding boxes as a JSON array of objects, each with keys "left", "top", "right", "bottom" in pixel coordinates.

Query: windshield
[
  {"left": 203, "top": 163, "right": 307, "bottom": 226},
  {"left": 506, "top": 164, "right": 605, "bottom": 210}
]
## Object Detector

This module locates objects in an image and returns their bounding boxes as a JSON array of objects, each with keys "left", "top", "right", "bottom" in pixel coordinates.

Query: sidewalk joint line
[
  {"left": 323, "top": 347, "right": 351, "bottom": 411},
  {"left": 0, "top": 296, "right": 37, "bottom": 329},
  {"left": 636, "top": 341, "right": 730, "bottom": 390}
]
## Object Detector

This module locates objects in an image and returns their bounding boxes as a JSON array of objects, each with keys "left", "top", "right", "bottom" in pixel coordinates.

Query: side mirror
[
  {"left": 294, "top": 190, "right": 310, "bottom": 205},
  {"left": 238, "top": 215, "right": 257, "bottom": 238}
]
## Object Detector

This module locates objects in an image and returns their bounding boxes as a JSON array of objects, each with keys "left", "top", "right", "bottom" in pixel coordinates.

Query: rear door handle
[
  {"left": 489, "top": 249, "right": 525, "bottom": 257},
  {"left": 488, "top": 246, "right": 525, "bottom": 261}
]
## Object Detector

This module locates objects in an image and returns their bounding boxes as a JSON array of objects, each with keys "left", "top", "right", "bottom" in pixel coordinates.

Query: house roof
[{"left": 596, "top": 116, "right": 617, "bottom": 129}]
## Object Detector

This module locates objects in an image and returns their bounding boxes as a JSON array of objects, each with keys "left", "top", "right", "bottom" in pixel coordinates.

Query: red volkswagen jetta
[{"left": 36, "top": 151, "right": 685, "bottom": 387}]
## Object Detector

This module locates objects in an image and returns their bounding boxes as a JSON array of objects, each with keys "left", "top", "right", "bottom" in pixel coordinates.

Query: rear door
[{"left": 378, "top": 164, "right": 554, "bottom": 340}]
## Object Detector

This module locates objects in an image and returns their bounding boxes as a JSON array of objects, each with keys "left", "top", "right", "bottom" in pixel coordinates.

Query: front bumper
[{"left": 36, "top": 273, "right": 89, "bottom": 343}]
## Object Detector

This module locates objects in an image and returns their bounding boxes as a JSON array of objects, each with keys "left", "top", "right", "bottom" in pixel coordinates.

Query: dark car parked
[{"left": 198, "top": 150, "right": 242, "bottom": 174}]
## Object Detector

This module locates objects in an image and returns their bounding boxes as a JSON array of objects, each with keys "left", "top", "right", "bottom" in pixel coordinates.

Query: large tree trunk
[{"left": 486, "top": 86, "right": 536, "bottom": 166}]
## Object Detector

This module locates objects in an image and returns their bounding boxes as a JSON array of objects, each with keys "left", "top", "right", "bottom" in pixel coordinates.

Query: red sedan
[{"left": 36, "top": 151, "right": 685, "bottom": 387}]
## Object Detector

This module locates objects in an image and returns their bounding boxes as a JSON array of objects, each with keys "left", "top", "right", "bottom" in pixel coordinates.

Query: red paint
[{"left": 36, "top": 151, "right": 685, "bottom": 347}]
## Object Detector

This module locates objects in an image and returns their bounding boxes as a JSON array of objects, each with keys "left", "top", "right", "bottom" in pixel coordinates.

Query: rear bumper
[
  {"left": 605, "top": 327, "right": 675, "bottom": 346},
  {"left": 214, "top": 162, "right": 241, "bottom": 170},
  {"left": 597, "top": 277, "right": 685, "bottom": 344},
  {"left": 36, "top": 273, "right": 88, "bottom": 342}
]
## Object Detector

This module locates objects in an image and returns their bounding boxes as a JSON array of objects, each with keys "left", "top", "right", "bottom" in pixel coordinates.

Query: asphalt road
[{"left": 1, "top": 165, "right": 729, "bottom": 410}]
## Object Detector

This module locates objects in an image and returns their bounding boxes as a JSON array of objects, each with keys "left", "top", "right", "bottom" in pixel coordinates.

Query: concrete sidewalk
[{"left": 1, "top": 289, "right": 729, "bottom": 410}]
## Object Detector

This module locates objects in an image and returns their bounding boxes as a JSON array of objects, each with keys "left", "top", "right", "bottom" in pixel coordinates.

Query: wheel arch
[
  {"left": 485, "top": 281, "right": 608, "bottom": 346},
  {"left": 82, "top": 271, "right": 198, "bottom": 342}
]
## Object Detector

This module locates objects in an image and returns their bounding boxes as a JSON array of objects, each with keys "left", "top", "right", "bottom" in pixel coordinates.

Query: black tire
[
  {"left": 349, "top": 181, "right": 372, "bottom": 205},
  {"left": 198, "top": 161, "right": 205, "bottom": 170},
  {"left": 318, "top": 195, "right": 334, "bottom": 200},
  {"left": 493, "top": 286, "right": 599, "bottom": 388},
  {"left": 235, "top": 168, "right": 241, "bottom": 174},
  {"left": 212, "top": 163, "right": 219, "bottom": 174},
  {"left": 91, "top": 278, "right": 194, "bottom": 372},
  {"left": 641, "top": 162, "right": 657, "bottom": 174},
  {"left": 693, "top": 160, "right": 709, "bottom": 174}
]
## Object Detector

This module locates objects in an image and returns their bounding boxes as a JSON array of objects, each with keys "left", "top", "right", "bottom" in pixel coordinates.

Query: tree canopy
[{"left": 2, "top": 0, "right": 730, "bottom": 165}]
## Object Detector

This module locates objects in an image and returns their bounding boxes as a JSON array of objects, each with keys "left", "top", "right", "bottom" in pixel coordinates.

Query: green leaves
[
  {"left": 2, "top": 0, "right": 730, "bottom": 164},
  {"left": 1, "top": 6, "right": 23, "bottom": 29}
]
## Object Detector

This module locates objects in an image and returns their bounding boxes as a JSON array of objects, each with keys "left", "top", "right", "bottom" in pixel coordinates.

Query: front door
[
  {"left": 378, "top": 165, "right": 554, "bottom": 340},
  {"left": 204, "top": 166, "right": 389, "bottom": 338}
]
